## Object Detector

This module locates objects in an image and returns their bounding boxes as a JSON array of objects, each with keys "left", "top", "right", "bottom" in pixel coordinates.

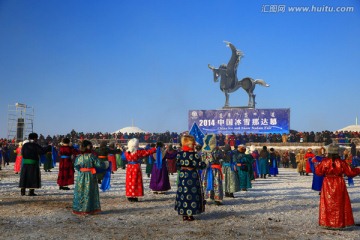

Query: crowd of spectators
[{"left": 1, "top": 129, "right": 359, "bottom": 147}]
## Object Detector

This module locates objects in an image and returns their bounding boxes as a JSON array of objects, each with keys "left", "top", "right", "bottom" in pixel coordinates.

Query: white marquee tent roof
[
  {"left": 113, "top": 126, "right": 147, "bottom": 134},
  {"left": 336, "top": 125, "right": 360, "bottom": 132}
]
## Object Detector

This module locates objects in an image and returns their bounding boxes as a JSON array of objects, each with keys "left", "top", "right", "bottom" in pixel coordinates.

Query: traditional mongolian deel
[
  {"left": 189, "top": 108, "right": 290, "bottom": 135},
  {"left": 124, "top": 139, "right": 156, "bottom": 200},
  {"left": 175, "top": 151, "right": 206, "bottom": 217},
  {"left": 149, "top": 146, "right": 171, "bottom": 193},
  {"left": 315, "top": 155, "right": 360, "bottom": 229},
  {"left": 73, "top": 153, "right": 109, "bottom": 215},
  {"left": 201, "top": 134, "right": 224, "bottom": 204},
  {"left": 58, "top": 144, "right": 78, "bottom": 189}
]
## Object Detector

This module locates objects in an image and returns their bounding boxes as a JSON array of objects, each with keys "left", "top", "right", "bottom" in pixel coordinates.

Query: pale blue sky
[{"left": 1, "top": 0, "right": 359, "bottom": 138}]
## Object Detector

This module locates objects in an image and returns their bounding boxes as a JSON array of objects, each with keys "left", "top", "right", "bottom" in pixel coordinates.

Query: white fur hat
[
  {"left": 250, "top": 145, "right": 256, "bottom": 152},
  {"left": 245, "top": 147, "right": 251, "bottom": 154},
  {"left": 127, "top": 138, "right": 139, "bottom": 153}
]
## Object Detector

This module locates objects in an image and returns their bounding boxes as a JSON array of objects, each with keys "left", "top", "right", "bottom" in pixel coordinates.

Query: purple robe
[{"left": 149, "top": 152, "right": 171, "bottom": 192}]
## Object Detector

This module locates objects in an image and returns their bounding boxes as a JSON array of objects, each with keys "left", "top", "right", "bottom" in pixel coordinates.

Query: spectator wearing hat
[
  {"left": 315, "top": 143, "right": 360, "bottom": 229},
  {"left": 19, "top": 133, "right": 52, "bottom": 196}
]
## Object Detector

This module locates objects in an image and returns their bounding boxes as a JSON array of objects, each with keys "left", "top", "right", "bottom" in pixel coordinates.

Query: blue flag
[{"left": 189, "top": 122, "right": 205, "bottom": 146}]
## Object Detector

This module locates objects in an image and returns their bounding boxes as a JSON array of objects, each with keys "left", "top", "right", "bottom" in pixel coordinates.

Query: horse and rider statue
[{"left": 208, "top": 41, "right": 269, "bottom": 108}]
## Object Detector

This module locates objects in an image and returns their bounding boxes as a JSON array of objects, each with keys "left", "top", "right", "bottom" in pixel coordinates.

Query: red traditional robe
[
  {"left": 14, "top": 147, "right": 22, "bottom": 173},
  {"left": 304, "top": 152, "right": 315, "bottom": 173},
  {"left": 124, "top": 148, "right": 156, "bottom": 198},
  {"left": 315, "top": 157, "right": 360, "bottom": 229},
  {"left": 57, "top": 145, "right": 79, "bottom": 187}
]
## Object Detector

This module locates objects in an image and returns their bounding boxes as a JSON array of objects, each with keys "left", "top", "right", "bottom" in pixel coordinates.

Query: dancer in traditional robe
[
  {"left": 315, "top": 143, "right": 360, "bottom": 229},
  {"left": 222, "top": 144, "right": 240, "bottom": 198},
  {"left": 310, "top": 147, "right": 325, "bottom": 193},
  {"left": 250, "top": 145, "right": 260, "bottom": 179},
  {"left": 95, "top": 141, "right": 110, "bottom": 183},
  {"left": 233, "top": 145, "right": 254, "bottom": 191},
  {"left": 259, "top": 146, "right": 269, "bottom": 178},
  {"left": 124, "top": 138, "right": 156, "bottom": 202},
  {"left": 166, "top": 144, "right": 178, "bottom": 175},
  {"left": 19, "top": 133, "right": 51, "bottom": 196},
  {"left": 14, "top": 142, "right": 23, "bottom": 174},
  {"left": 58, "top": 138, "right": 79, "bottom": 190},
  {"left": 149, "top": 142, "right": 171, "bottom": 194},
  {"left": 42, "top": 148, "right": 53, "bottom": 172},
  {"left": 175, "top": 135, "right": 206, "bottom": 221},
  {"left": 73, "top": 140, "right": 109, "bottom": 215},
  {"left": 304, "top": 148, "right": 315, "bottom": 176},
  {"left": 115, "top": 144, "right": 124, "bottom": 170},
  {"left": 145, "top": 143, "right": 155, "bottom": 178},
  {"left": 201, "top": 134, "right": 224, "bottom": 205},
  {"left": 296, "top": 149, "right": 306, "bottom": 176},
  {"left": 107, "top": 143, "right": 117, "bottom": 173},
  {"left": 269, "top": 148, "right": 279, "bottom": 177}
]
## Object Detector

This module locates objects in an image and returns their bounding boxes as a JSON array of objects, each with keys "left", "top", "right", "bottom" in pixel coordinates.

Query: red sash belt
[
  {"left": 98, "top": 156, "right": 107, "bottom": 159},
  {"left": 211, "top": 164, "right": 224, "bottom": 180},
  {"left": 80, "top": 168, "right": 96, "bottom": 174},
  {"left": 181, "top": 167, "right": 195, "bottom": 171}
]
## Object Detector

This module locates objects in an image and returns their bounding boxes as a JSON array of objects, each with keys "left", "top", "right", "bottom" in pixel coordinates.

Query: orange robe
[{"left": 315, "top": 157, "right": 360, "bottom": 228}]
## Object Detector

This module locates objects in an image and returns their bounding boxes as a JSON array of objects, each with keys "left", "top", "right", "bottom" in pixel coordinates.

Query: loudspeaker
[{"left": 16, "top": 118, "right": 24, "bottom": 141}]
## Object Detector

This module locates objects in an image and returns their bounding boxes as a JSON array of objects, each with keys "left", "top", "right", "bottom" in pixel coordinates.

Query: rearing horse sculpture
[{"left": 208, "top": 41, "right": 269, "bottom": 108}]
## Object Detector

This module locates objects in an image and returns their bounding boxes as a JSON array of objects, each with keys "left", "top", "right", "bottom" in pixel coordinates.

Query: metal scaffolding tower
[{"left": 7, "top": 103, "right": 34, "bottom": 142}]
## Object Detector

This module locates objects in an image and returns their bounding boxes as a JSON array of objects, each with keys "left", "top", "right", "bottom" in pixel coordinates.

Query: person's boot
[
  {"left": 21, "top": 188, "right": 26, "bottom": 196},
  {"left": 28, "top": 189, "right": 37, "bottom": 196},
  {"left": 225, "top": 192, "right": 230, "bottom": 197},
  {"left": 229, "top": 193, "right": 235, "bottom": 198}
]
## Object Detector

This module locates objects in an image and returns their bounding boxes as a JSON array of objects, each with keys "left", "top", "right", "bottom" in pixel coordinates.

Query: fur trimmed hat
[
  {"left": 127, "top": 138, "right": 139, "bottom": 153},
  {"left": 327, "top": 143, "right": 340, "bottom": 154},
  {"left": 181, "top": 135, "right": 195, "bottom": 149},
  {"left": 250, "top": 145, "right": 256, "bottom": 152}
]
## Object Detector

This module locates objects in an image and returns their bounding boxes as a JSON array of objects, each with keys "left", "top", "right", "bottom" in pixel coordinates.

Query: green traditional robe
[{"left": 73, "top": 153, "right": 108, "bottom": 215}]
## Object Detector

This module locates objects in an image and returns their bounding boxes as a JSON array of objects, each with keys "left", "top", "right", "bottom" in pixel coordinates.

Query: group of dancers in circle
[{"left": 16, "top": 132, "right": 360, "bottom": 227}]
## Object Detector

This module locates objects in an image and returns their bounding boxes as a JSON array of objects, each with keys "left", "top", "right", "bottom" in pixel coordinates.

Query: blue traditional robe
[{"left": 309, "top": 156, "right": 324, "bottom": 191}]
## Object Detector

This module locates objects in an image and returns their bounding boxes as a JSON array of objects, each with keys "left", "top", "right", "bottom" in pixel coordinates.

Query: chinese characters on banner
[{"left": 188, "top": 109, "right": 290, "bottom": 134}]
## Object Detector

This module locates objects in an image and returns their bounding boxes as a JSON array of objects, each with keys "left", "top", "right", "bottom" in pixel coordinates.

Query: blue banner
[{"left": 188, "top": 108, "right": 290, "bottom": 134}]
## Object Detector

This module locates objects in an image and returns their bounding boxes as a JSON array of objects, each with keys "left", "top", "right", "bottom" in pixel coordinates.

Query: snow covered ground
[{"left": 1, "top": 162, "right": 360, "bottom": 240}]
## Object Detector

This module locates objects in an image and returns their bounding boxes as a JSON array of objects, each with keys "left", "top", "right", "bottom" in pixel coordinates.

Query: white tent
[
  {"left": 112, "top": 126, "right": 147, "bottom": 134},
  {"left": 336, "top": 125, "right": 360, "bottom": 132}
]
